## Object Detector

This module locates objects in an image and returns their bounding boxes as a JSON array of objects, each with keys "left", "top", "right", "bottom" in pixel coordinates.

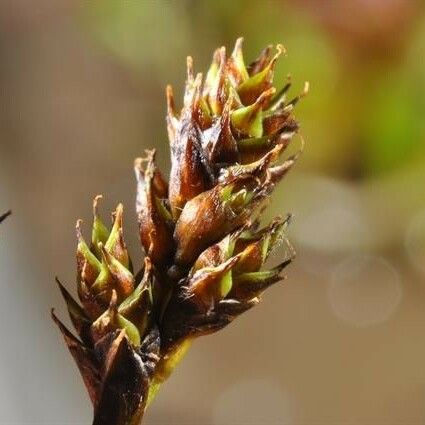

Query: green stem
[{"left": 147, "top": 338, "right": 193, "bottom": 407}]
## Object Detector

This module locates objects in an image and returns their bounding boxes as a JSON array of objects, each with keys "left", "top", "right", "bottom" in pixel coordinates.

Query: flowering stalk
[{"left": 52, "top": 38, "right": 307, "bottom": 425}]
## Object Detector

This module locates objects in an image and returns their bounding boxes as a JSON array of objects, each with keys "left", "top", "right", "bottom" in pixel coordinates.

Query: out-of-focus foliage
[{"left": 83, "top": 0, "right": 425, "bottom": 178}]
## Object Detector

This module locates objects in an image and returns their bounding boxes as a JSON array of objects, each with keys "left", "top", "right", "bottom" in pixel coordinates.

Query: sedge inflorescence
[{"left": 53, "top": 38, "right": 307, "bottom": 425}]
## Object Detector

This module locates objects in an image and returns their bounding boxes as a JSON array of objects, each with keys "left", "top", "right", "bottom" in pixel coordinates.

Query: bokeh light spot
[
  {"left": 328, "top": 255, "right": 402, "bottom": 327},
  {"left": 291, "top": 176, "right": 371, "bottom": 253}
]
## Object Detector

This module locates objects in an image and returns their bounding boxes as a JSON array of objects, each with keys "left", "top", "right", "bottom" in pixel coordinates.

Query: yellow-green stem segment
[{"left": 146, "top": 338, "right": 193, "bottom": 407}]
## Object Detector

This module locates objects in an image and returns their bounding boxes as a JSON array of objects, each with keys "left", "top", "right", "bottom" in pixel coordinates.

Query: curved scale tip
[{"left": 93, "top": 195, "right": 103, "bottom": 217}]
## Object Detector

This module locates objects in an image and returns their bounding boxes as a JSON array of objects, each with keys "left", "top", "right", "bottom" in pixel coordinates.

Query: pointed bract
[
  {"left": 91, "top": 195, "right": 109, "bottom": 259},
  {"left": 105, "top": 204, "right": 130, "bottom": 269},
  {"left": 56, "top": 277, "right": 92, "bottom": 344},
  {"left": 93, "top": 330, "right": 149, "bottom": 425},
  {"left": 51, "top": 310, "right": 101, "bottom": 406}
]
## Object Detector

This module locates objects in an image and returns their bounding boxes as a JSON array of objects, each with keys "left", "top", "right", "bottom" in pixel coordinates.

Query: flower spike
[{"left": 53, "top": 38, "right": 306, "bottom": 425}]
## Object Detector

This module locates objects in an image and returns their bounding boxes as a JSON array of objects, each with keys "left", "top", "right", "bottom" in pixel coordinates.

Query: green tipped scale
[{"left": 53, "top": 38, "right": 307, "bottom": 425}]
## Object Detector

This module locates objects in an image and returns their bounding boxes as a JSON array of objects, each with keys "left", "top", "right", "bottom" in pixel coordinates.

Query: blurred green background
[{"left": 1, "top": 0, "right": 425, "bottom": 424}]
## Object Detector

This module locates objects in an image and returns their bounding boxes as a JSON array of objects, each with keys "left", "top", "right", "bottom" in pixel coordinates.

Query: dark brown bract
[
  {"left": 52, "top": 38, "right": 307, "bottom": 425},
  {"left": 0, "top": 210, "right": 11, "bottom": 224}
]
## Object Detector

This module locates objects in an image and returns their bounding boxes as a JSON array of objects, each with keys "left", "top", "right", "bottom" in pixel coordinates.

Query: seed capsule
[
  {"left": 202, "top": 96, "right": 239, "bottom": 165},
  {"left": 105, "top": 204, "right": 130, "bottom": 269},
  {"left": 185, "top": 255, "right": 241, "bottom": 311},
  {"left": 100, "top": 243, "right": 134, "bottom": 300},
  {"left": 238, "top": 44, "right": 284, "bottom": 105},
  {"left": 135, "top": 150, "right": 174, "bottom": 266},
  {"left": 118, "top": 257, "right": 154, "bottom": 339},
  {"left": 174, "top": 177, "right": 264, "bottom": 266},
  {"left": 91, "top": 290, "right": 141, "bottom": 347},
  {"left": 231, "top": 87, "right": 276, "bottom": 138},
  {"left": 168, "top": 72, "right": 214, "bottom": 218}
]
